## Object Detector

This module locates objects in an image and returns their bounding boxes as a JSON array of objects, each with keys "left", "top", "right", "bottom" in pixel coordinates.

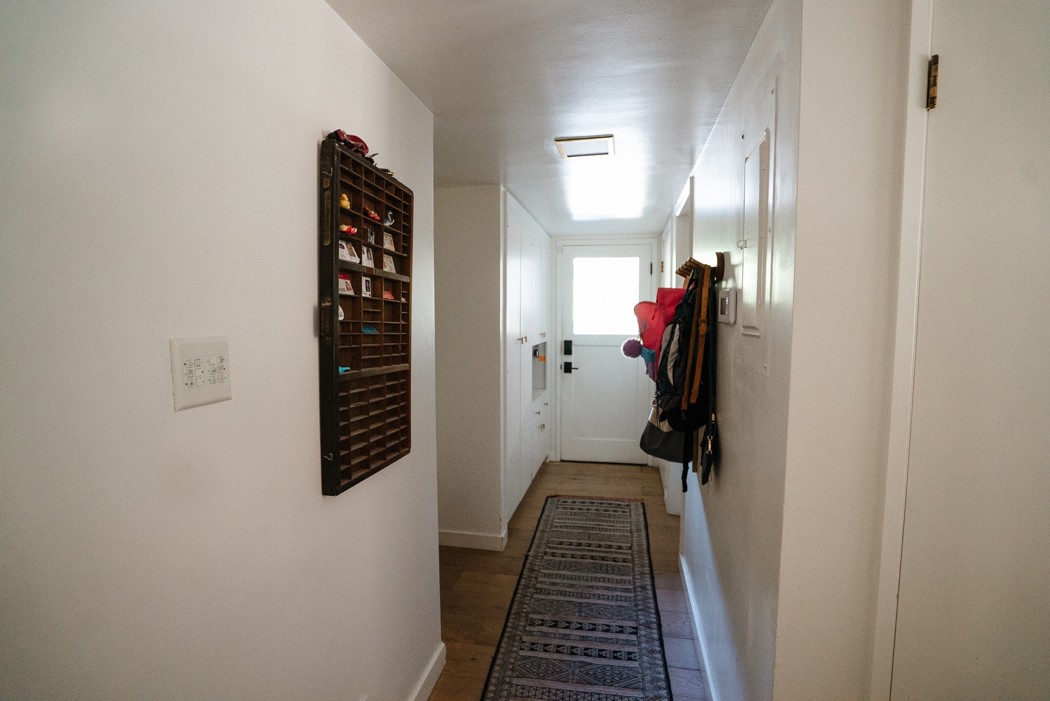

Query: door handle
[{"left": 563, "top": 362, "right": 579, "bottom": 374}]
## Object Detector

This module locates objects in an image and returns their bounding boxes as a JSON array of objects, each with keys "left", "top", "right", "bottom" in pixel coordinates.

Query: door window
[{"left": 571, "top": 256, "right": 640, "bottom": 335}]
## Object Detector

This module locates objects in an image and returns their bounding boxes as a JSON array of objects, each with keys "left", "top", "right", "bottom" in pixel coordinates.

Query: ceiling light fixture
[{"left": 554, "top": 134, "right": 615, "bottom": 159}]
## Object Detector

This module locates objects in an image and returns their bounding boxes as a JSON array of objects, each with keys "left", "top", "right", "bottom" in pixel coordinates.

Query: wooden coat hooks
[{"left": 676, "top": 252, "right": 725, "bottom": 282}]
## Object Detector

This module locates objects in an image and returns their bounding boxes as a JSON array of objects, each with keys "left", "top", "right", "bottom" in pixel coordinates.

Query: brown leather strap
[
  {"left": 689, "top": 266, "right": 711, "bottom": 406},
  {"left": 679, "top": 271, "right": 701, "bottom": 410}
]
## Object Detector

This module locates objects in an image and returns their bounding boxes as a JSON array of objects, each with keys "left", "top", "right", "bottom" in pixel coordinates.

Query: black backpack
[{"left": 654, "top": 269, "right": 709, "bottom": 432}]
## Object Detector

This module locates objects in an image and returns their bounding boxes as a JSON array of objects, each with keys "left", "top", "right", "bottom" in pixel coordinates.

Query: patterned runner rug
[{"left": 482, "top": 496, "right": 672, "bottom": 700}]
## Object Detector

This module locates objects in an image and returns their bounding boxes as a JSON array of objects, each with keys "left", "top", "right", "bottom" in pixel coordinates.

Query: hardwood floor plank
[{"left": 664, "top": 635, "right": 703, "bottom": 670}]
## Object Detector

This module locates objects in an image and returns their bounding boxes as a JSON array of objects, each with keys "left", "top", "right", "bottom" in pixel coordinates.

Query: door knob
[{"left": 563, "top": 362, "right": 580, "bottom": 374}]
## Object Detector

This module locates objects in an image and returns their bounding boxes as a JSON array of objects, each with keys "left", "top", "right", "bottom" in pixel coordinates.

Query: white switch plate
[{"left": 170, "top": 337, "right": 232, "bottom": 411}]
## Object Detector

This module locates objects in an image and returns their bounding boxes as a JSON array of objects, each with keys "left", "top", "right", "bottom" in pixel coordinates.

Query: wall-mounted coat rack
[{"left": 676, "top": 252, "right": 725, "bottom": 282}]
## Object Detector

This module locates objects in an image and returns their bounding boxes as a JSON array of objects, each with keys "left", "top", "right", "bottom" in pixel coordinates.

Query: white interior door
[
  {"left": 890, "top": 2, "right": 1050, "bottom": 698},
  {"left": 557, "top": 243, "right": 653, "bottom": 463}
]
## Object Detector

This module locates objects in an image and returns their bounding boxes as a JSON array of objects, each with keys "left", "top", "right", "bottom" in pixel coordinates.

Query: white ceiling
[{"left": 325, "top": 0, "right": 772, "bottom": 237}]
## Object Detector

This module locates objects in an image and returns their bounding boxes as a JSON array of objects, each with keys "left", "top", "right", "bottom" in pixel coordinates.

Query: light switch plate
[{"left": 170, "top": 336, "right": 232, "bottom": 411}]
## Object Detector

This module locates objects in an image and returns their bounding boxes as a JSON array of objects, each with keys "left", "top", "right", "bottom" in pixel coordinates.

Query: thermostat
[{"left": 718, "top": 289, "right": 737, "bottom": 324}]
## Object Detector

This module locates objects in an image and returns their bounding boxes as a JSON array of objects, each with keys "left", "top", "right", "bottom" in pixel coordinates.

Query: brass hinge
[{"left": 926, "top": 54, "right": 939, "bottom": 110}]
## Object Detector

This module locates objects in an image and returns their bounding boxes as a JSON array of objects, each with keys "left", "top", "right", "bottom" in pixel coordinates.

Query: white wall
[
  {"left": 774, "top": 0, "right": 907, "bottom": 697},
  {"left": 679, "top": 1, "right": 800, "bottom": 698},
  {"left": 680, "top": 0, "right": 908, "bottom": 698},
  {"left": 434, "top": 185, "right": 504, "bottom": 546},
  {"left": 434, "top": 187, "right": 553, "bottom": 546},
  {"left": 0, "top": 2, "right": 442, "bottom": 699}
]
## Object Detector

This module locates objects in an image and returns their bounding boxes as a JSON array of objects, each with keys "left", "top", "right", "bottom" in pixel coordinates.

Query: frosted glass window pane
[{"left": 573, "top": 257, "right": 639, "bottom": 335}]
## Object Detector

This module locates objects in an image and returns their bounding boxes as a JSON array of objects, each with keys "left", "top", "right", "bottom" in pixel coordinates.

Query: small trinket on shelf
[
  {"left": 339, "top": 193, "right": 351, "bottom": 210},
  {"left": 382, "top": 210, "right": 395, "bottom": 227},
  {"left": 365, "top": 208, "right": 382, "bottom": 222},
  {"left": 338, "top": 241, "right": 360, "bottom": 264},
  {"left": 339, "top": 224, "right": 357, "bottom": 235},
  {"left": 326, "top": 130, "right": 368, "bottom": 156}
]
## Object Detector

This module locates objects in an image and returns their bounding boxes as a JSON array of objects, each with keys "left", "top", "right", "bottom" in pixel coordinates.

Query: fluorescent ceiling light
[
  {"left": 562, "top": 159, "right": 644, "bottom": 221},
  {"left": 555, "top": 134, "right": 615, "bottom": 159}
]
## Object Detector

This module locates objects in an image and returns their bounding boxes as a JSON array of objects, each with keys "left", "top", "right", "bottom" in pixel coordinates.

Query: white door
[
  {"left": 558, "top": 243, "right": 654, "bottom": 463},
  {"left": 890, "top": 2, "right": 1050, "bottom": 698}
]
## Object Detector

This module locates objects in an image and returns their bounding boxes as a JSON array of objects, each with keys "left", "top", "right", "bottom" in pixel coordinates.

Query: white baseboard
[
  {"left": 408, "top": 641, "right": 446, "bottom": 701},
  {"left": 438, "top": 528, "right": 508, "bottom": 551},
  {"left": 680, "top": 554, "right": 719, "bottom": 701}
]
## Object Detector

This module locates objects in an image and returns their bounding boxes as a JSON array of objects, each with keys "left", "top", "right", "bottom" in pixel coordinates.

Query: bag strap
[
  {"left": 680, "top": 430, "right": 691, "bottom": 492},
  {"left": 678, "top": 268, "right": 704, "bottom": 492},
  {"left": 689, "top": 265, "right": 712, "bottom": 407},
  {"left": 699, "top": 273, "right": 719, "bottom": 485},
  {"left": 679, "top": 267, "right": 707, "bottom": 411},
  {"left": 680, "top": 264, "right": 714, "bottom": 491}
]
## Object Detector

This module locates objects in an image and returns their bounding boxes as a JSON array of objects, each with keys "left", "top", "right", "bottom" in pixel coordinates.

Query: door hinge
[
  {"left": 926, "top": 54, "right": 939, "bottom": 110},
  {"left": 650, "top": 263, "right": 653, "bottom": 275},
  {"left": 661, "top": 261, "right": 665, "bottom": 273}
]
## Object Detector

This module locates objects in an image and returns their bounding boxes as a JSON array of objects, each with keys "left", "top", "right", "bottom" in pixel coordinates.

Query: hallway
[{"left": 429, "top": 461, "right": 710, "bottom": 700}]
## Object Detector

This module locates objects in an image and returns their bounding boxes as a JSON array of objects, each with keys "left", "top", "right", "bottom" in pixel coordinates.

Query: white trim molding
[
  {"left": 681, "top": 554, "right": 721, "bottom": 701},
  {"left": 438, "top": 528, "right": 509, "bottom": 551},
  {"left": 408, "top": 642, "right": 446, "bottom": 701},
  {"left": 869, "top": 0, "right": 933, "bottom": 697}
]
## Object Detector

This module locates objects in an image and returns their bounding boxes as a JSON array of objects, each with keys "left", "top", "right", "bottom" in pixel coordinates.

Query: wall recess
[{"left": 740, "top": 128, "right": 770, "bottom": 338}]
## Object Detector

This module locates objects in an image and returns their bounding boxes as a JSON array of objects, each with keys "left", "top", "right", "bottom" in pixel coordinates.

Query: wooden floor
[{"left": 429, "top": 461, "right": 711, "bottom": 700}]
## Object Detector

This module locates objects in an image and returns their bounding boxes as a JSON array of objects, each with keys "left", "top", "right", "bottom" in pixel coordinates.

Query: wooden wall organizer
[{"left": 318, "top": 140, "right": 413, "bottom": 495}]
